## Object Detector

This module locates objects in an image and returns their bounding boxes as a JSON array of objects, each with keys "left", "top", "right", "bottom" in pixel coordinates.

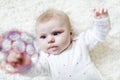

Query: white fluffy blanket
[{"left": 0, "top": 0, "right": 120, "bottom": 80}]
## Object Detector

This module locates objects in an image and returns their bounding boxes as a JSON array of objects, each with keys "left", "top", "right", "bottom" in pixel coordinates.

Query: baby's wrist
[
  {"left": 93, "top": 16, "right": 109, "bottom": 22},
  {"left": 94, "top": 15, "right": 108, "bottom": 19}
]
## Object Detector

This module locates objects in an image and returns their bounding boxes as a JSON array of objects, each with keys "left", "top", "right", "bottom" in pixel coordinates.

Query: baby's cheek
[
  {"left": 38, "top": 41, "right": 46, "bottom": 49},
  {"left": 60, "top": 37, "right": 70, "bottom": 44}
]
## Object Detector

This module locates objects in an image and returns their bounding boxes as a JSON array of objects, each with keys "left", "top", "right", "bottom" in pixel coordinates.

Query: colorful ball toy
[{"left": 0, "top": 30, "right": 38, "bottom": 73}]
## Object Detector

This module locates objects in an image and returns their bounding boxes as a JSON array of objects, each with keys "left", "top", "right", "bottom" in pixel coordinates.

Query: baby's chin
[
  {"left": 50, "top": 52, "right": 61, "bottom": 55},
  {"left": 45, "top": 50, "right": 63, "bottom": 55}
]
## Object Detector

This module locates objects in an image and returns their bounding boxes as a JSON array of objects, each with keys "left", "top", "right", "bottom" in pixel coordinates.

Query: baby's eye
[
  {"left": 40, "top": 35, "right": 46, "bottom": 39},
  {"left": 53, "top": 32, "right": 61, "bottom": 36}
]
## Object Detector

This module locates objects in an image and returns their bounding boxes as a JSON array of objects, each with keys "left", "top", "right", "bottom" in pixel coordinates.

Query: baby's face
[{"left": 36, "top": 19, "right": 72, "bottom": 55}]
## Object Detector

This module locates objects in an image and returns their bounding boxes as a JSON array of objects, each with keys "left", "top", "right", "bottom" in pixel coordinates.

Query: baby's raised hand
[{"left": 93, "top": 8, "right": 108, "bottom": 19}]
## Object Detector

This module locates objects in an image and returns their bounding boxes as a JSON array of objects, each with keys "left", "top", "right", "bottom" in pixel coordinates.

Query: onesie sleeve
[{"left": 78, "top": 17, "right": 111, "bottom": 50}]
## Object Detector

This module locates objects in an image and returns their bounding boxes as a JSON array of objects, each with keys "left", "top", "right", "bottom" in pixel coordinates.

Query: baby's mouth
[
  {"left": 48, "top": 46, "right": 58, "bottom": 49},
  {"left": 48, "top": 46, "right": 57, "bottom": 49}
]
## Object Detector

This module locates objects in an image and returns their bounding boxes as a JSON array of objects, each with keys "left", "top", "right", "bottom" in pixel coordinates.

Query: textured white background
[{"left": 0, "top": 0, "right": 120, "bottom": 80}]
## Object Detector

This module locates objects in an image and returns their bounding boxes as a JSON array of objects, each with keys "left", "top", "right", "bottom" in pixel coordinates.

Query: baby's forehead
[
  {"left": 37, "top": 18, "right": 67, "bottom": 28},
  {"left": 36, "top": 25, "right": 64, "bottom": 34},
  {"left": 38, "top": 16, "right": 68, "bottom": 25}
]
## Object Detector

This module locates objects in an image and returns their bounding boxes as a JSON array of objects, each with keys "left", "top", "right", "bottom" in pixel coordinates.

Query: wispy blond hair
[{"left": 36, "top": 9, "right": 72, "bottom": 29}]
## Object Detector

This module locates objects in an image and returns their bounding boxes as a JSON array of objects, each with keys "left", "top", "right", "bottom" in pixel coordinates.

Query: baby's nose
[{"left": 48, "top": 36, "right": 55, "bottom": 43}]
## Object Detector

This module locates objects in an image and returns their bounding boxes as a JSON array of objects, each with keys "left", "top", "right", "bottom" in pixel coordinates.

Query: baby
[{"left": 2, "top": 8, "right": 110, "bottom": 80}]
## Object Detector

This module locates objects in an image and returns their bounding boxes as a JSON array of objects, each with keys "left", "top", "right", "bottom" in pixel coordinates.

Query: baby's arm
[
  {"left": 92, "top": 8, "right": 111, "bottom": 41},
  {"left": 79, "top": 8, "right": 111, "bottom": 50}
]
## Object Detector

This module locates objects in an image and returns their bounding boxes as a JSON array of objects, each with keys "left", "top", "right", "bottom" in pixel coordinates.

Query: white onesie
[{"left": 23, "top": 17, "right": 110, "bottom": 80}]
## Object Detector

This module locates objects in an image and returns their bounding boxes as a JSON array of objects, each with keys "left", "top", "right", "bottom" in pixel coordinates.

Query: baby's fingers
[
  {"left": 93, "top": 8, "right": 101, "bottom": 18},
  {"left": 93, "top": 8, "right": 108, "bottom": 18},
  {"left": 102, "top": 8, "right": 108, "bottom": 15}
]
